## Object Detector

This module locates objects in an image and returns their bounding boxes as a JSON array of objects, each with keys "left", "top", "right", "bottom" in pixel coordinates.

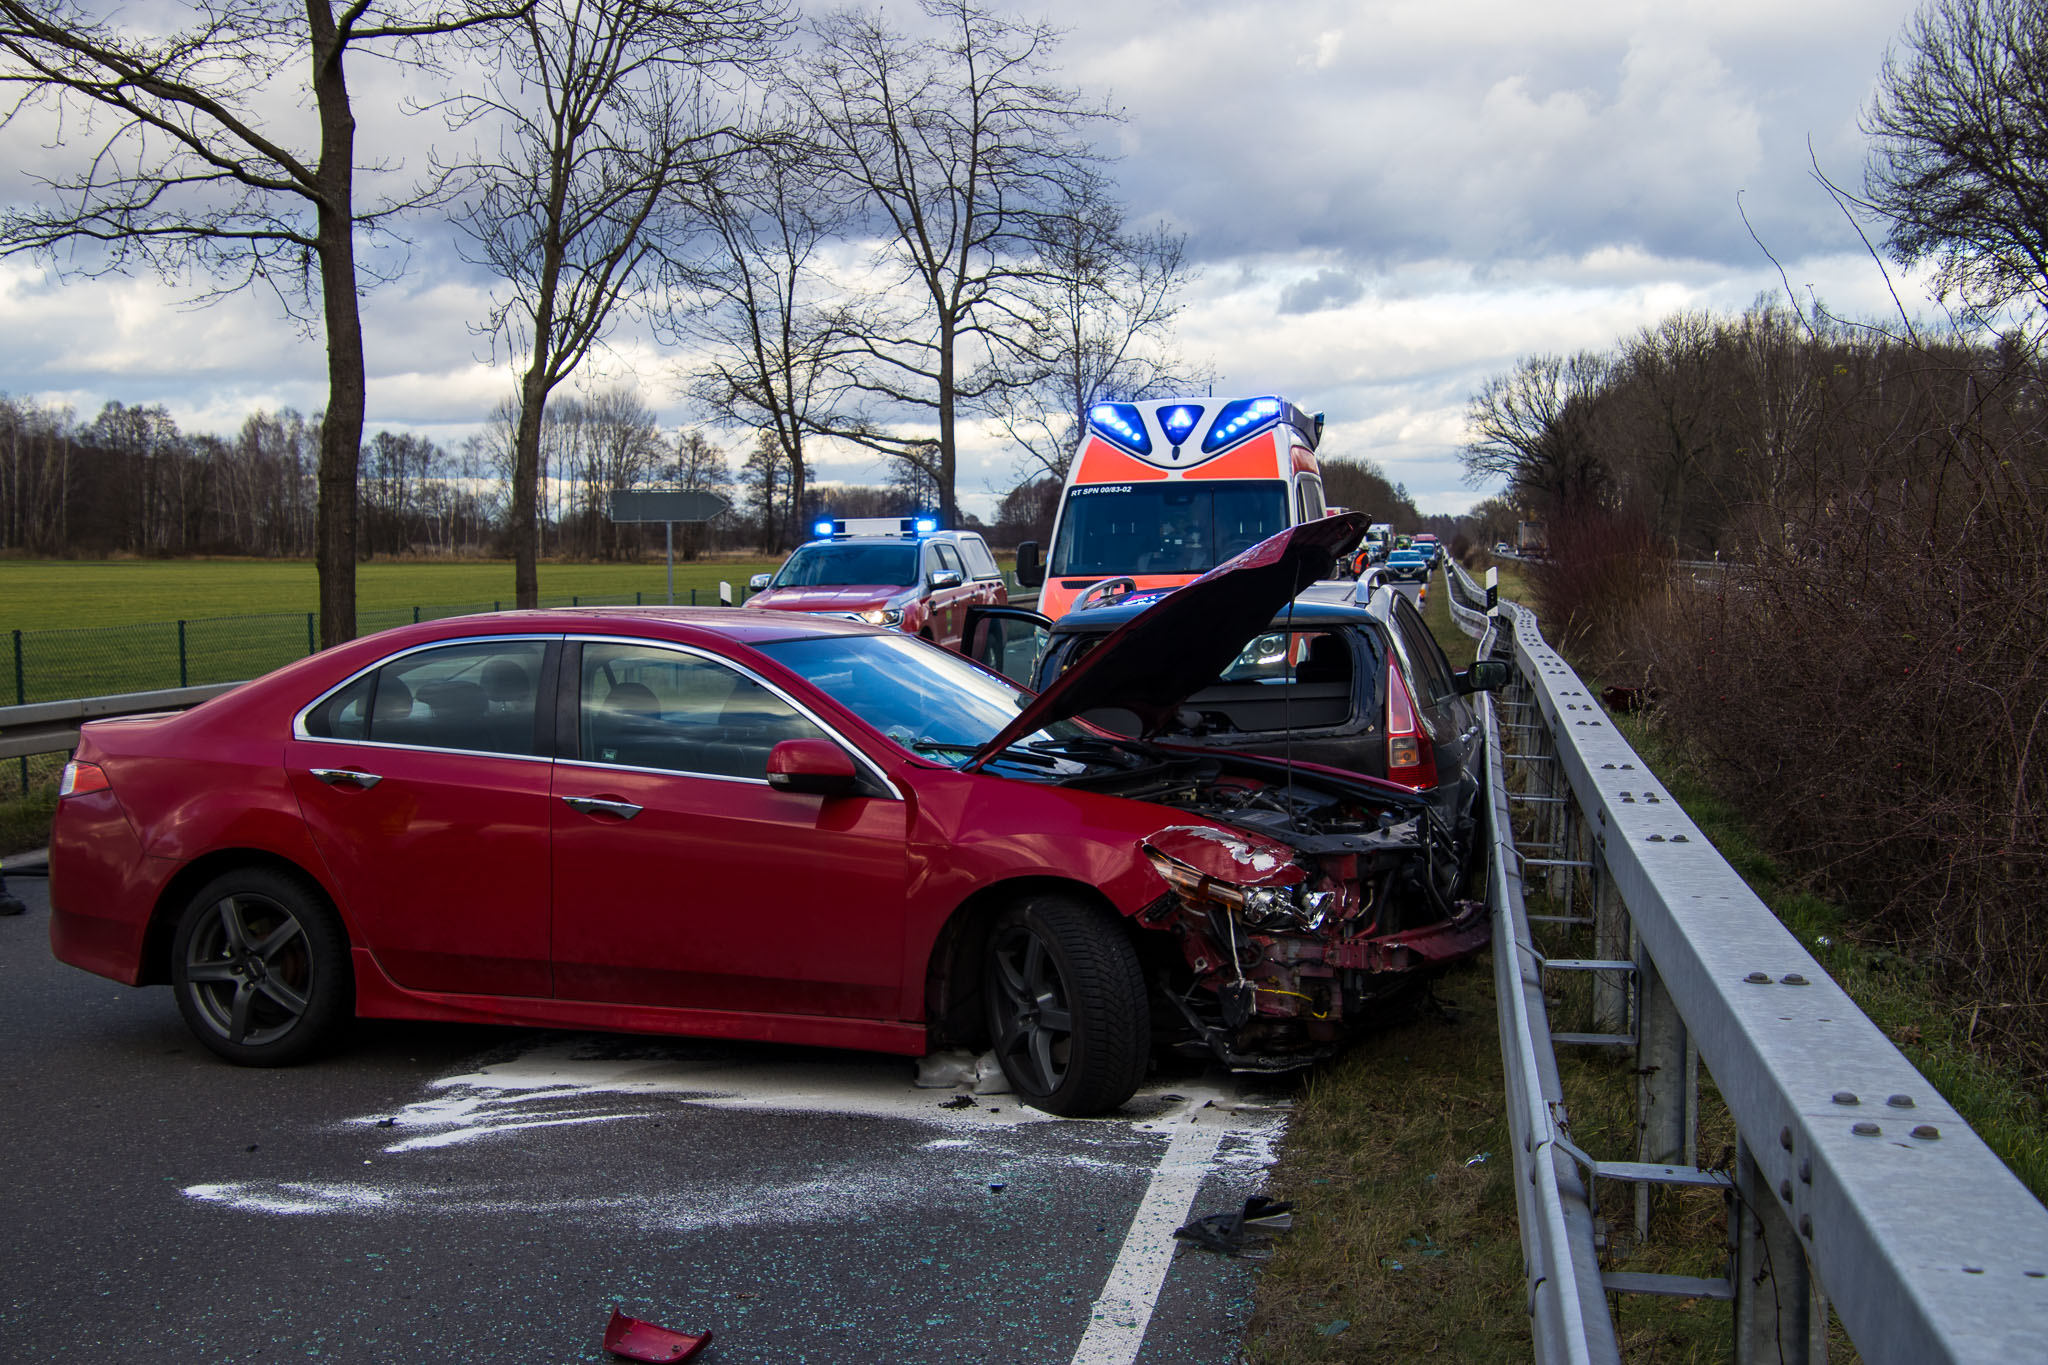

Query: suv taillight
[
  {"left": 1385, "top": 661, "right": 1438, "bottom": 790},
  {"left": 58, "top": 760, "right": 110, "bottom": 797}
]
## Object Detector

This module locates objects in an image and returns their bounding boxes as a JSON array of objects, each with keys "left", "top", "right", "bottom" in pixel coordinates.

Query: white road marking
[{"left": 1068, "top": 1090, "right": 1242, "bottom": 1365}]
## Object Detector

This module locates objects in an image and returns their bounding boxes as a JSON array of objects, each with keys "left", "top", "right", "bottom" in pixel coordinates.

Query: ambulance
[{"left": 1015, "top": 396, "right": 1335, "bottom": 620}]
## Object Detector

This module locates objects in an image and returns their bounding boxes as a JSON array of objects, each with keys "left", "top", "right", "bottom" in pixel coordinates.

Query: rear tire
[
  {"left": 170, "top": 867, "right": 352, "bottom": 1066},
  {"left": 984, "top": 894, "right": 1149, "bottom": 1116}
]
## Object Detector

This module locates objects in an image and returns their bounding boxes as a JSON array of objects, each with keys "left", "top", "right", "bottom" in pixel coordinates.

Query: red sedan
[{"left": 48, "top": 515, "right": 1484, "bottom": 1115}]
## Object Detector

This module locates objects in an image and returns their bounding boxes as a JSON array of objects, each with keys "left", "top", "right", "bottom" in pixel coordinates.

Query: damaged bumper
[{"left": 1137, "top": 823, "right": 1491, "bottom": 1070}]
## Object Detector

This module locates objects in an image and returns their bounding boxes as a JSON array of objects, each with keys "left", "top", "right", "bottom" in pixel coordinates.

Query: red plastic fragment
[{"left": 603, "top": 1308, "right": 713, "bottom": 1362}]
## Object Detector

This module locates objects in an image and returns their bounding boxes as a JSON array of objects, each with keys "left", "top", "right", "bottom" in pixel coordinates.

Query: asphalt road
[{"left": 0, "top": 877, "right": 1288, "bottom": 1365}]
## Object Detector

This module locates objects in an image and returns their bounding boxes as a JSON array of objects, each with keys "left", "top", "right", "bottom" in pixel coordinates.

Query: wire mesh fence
[{"left": 2, "top": 590, "right": 766, "bottom": 707}]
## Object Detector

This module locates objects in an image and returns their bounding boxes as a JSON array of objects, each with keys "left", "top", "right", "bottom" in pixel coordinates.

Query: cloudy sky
[{"left": 2, "top": 0, "right": 1932, "bottom": 518}]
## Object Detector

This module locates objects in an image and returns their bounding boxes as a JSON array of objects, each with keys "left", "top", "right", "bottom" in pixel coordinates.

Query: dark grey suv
[{"left": 961, "top": 580, "right": 1509, "bottom": 870}]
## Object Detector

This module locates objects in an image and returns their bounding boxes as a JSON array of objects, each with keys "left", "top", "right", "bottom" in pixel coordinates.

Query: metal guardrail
[
  {"left": 1442, "top": 558, "right": 2048, "bottom": 1363},
  {"left": 0, "top": 683, "right": 242, "bottom": 761}
]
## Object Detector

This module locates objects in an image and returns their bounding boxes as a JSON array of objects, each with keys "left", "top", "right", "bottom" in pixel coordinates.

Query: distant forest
[{"left": 0, "top": 389, "right": 1430, "bottom": 562}]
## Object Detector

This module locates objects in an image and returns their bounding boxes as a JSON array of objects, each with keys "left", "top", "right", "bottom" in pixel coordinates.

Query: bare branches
[
  {"left": 1865, "top": 0, "right": 2048, "bottom": 328},
  {"left": 786, "top": 0, "right": 1116, "bottom": 524},
  {"left": 443, "top": 0, "right": 786, "bottom": 600}
]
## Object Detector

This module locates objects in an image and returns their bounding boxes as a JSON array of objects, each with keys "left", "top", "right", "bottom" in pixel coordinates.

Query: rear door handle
[
  {"left": 310, "top": 768, "right": 383, "bottom": 789},
  {"left": 562, "top": 795, "right": 643, "bottom": 819}
]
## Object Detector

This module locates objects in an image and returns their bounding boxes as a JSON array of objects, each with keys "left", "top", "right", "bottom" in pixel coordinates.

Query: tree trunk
[
  {"left": 310, "top": 2, "right": 362, "bottom": 649},
  {"left": 511, "top": 365, "right": 549, "bottom": 608},
  {"left": 936, "top": 317, "right": 959, "bottom": 526}
]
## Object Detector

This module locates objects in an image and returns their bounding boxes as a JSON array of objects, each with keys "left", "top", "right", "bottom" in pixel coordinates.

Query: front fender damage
[{"left": 1134, "top": 813, "right": 1489, "bottom": 1071}]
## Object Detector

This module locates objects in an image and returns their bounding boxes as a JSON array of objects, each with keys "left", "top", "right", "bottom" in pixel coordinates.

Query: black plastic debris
[
  {"left": 1172, "top": 1196, "right": 1294, "bottom": 1256},
  {"left": 939, "top": 1095, "right": 977, "bottom": 1110}
]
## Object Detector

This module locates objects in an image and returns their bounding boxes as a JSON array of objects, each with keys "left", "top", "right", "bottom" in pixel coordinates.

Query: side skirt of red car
[{"left": 347, "top": 948, "right": 930, "bottom": 1057}]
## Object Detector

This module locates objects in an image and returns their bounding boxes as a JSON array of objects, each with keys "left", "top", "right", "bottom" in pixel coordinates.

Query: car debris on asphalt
[
  {"left": 1172, "top": 1195, "right": 1295, "bottom": 1256},
  {"left": 602, "top": 1307, "right": 712, "bottom": 1363}
]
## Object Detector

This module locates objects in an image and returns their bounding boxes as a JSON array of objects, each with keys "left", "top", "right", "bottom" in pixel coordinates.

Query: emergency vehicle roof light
[
  {"left": 1160, "top": 404, "right": 1203, "bottom": 445},
  {"left": 1201, "top": 396, "right": 1283, "bottom": 454},
  {"left": 1087, "top": 402, "right": 1152, "bottom": 455}
]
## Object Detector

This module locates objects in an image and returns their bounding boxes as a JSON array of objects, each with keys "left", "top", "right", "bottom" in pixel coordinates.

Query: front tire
[
  {"left": 170, "top": 867, "right": 352, "bottom": 1066},
  {"left": 984, "top": 894, "right": 1149, "bottom": 1116}
]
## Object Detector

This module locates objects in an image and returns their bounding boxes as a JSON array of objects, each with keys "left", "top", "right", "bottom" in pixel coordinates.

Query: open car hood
[{"left": 971, "top": 512, "right": 1368, "bottom": 767}]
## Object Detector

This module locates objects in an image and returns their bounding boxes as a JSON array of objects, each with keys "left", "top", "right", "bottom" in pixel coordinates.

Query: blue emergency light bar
[{"left": 815, "top": 516, "right": 941, "bottom": 539}]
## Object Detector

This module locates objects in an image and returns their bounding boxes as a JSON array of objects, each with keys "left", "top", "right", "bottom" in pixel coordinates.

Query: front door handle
[
  {"left": 562, "top": 795, "right": 643, "bottom": 820},
  {"left": 310, "top": 768, "right": 383, "bottom": 789}
]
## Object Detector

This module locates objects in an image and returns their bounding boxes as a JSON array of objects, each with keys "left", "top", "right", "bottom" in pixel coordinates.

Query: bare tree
[
  {"left": 993, "top": 177, "right": 1206, "bottom": 484},
  {"left": 1461, "top": 351, "right": 1613, "bottom": 517},
  {"left": 1866, "top": 0, "right": 2048, "bottom": 328},
  {"left": 445, "top": 0, "right": 783, "bottom": 605},
  {"left": 667, "top": 426, "right": 731, "bottom": 559},
  {"left": 791, "top": 0, "right": 1111, "bottom": 526},
  {"left": 0, "top": 0, "right": 527, "bottom": 645},
  {"left": 672, "top": 132, "right": 848, "bottom": 550}
]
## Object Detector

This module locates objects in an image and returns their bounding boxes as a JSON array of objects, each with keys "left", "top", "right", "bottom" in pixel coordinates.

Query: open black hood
[{"left": 970, "top": 512, "right": 1368, "bottom": 766}]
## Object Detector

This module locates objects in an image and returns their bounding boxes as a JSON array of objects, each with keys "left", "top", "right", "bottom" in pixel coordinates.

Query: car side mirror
[
  {"left": 1458, "top": 659, "right": 1512, "bottom": 694},
  {"left": 748, "top": 573, "right": 772, "bottom": 591},
  {"left": 1015, "top": 541, "right": 1043, "bottom": 588},
  {"left": 928, "top": 569, "right": 964, "bottom": 590},
  {"left": 765, "top": 738, "right": 864, "bottom": 797}
]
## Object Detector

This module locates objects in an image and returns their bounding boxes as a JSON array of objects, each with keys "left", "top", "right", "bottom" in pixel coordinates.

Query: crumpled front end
[{"left": 1132, "top": 786, "right": 1488, "bottom": 1070}]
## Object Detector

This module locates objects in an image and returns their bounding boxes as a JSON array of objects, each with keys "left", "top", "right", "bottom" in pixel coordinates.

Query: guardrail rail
[{"left": 1442, "top": 557, "right": 2048, "bottom": 1364}]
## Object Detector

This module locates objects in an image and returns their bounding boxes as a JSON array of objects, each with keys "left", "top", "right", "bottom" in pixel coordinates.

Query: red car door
[
  {"left": 548, "top": 640, "right": 912, "bottom": 1019},
  {"left": 287, "top": 637, "right": 557, "bottom": 997}
]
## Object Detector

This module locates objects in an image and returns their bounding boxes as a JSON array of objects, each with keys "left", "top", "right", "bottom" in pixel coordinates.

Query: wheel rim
[
  {"left": 989, "top": 923, "right": 1075, "bottom": 1096},
  {"left": 182, "top": 893, "right": 313, "bottom": 1047}
]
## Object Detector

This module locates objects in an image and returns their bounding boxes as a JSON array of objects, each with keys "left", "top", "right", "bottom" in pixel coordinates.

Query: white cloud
[{"left": 0, "top": 0, "right": 1942, "bottom": 521}]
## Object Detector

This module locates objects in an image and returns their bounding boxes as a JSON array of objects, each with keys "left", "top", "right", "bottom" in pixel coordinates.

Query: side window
[
  {"left": 345, "top": 640, "right": 547, "bottom": 755},
  {"left": 958, "top": 536, "right": 1001, "bottom": 580},
  {"left": 932, "top": 542, "right": 965, "bottom": 579},
  {"left": 1297, "top": 474, "right": 1326, "bottom": 522},
  {"left": 1392, "top": 602, "right": 1457, "bottom": 703},
  {"left": 580, "top": 642, "right": 829, "bottom": 781},
  {"left": 303, "top": 673, "right": 372, "bottom": 740}
]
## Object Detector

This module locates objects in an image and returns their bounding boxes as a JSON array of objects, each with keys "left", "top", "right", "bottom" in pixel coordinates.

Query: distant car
[
  {"left": 1494, "top": 542, "right": 1512, "bottom": 555},
  {"left": 48, "top": 515, "right": 1486, "bottom": 1117},
  {"left": 963, "top": 580, "right": 1510, "bottom": 873},
  {"left": 745, "top": 518, "right": 1006, "bottom": 650},
  {"left": 1383, "top": 549, "right": 1430, "bottom": 582}
]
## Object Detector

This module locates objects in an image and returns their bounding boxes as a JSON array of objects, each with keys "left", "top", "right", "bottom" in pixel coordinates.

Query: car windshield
[
  {"left": 771, "top": 542, "right": 919, "bottom": 588},
  {"left": 754, "top": 633, "right": 1094, "bottom": 769},
  {"left": 1048, "top": 480, "right": 1290, "bottom": 578}
]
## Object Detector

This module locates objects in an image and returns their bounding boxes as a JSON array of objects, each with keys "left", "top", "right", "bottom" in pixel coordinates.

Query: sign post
[
  {"left": 606, "top": 489, "right": 733, "bottom": 604},
  {"left": 1486, "top": 566, "right": 1500, "bottom": 616}
]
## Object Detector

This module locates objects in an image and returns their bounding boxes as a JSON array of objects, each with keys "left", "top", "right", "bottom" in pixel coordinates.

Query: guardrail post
[
  {"left": 1634, "top": 946, "right": 1695, "bottom": 1241},
  {"left": 1734, "top": 1138, "right": 1821, "bottom": 1364},
  {"left": 176, "top": 619, "right": 188, "bottom": 688},
  {"left": 12, "top": 629, "right": 24, "bottom": 792},
  {"left": 1591, "top": 847, "right": 1628, "bottom": 1032}
]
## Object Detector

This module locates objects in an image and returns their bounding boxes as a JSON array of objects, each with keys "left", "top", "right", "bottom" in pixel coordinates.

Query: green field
[
  {"left": 0, "top": 556, "right": 779, "bottom": 704},
  {"left": 0, "top": 557, "right": 779, "bottom": 632}
]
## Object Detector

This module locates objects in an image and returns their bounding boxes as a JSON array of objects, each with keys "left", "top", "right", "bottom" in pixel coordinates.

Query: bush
[
  {"left": 1649, "top": 416, "right": 2048, "bottom": 1072},
  {"left": 1524, "top": 507, "right": 1671, "bottom": 674}
]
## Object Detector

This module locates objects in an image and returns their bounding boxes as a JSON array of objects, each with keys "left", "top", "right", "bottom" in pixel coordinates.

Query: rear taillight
[
  {"left": 1385, "top": 662, "right": 1438, "bottom": 789},
  {"left": 58, "top": 760, "right": 109, "bottom": 797}
]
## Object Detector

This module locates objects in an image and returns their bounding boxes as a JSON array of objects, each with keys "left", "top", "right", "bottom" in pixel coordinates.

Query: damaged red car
[{"left": 47, "top": 514, "right": 1486, "bottom": 1116}]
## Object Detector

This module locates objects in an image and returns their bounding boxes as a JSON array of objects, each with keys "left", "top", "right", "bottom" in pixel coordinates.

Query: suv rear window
[{"left": 957, "top": 535, "right": 1001, "bottom": 580}]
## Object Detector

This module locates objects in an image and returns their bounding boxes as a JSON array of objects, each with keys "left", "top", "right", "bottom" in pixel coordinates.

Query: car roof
[
  {"left": 381, "top": 605, "right": 884, "bottom": 648},
  {"left": 1047, "top": 579, "right": 1380, "bottom": 637}
]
